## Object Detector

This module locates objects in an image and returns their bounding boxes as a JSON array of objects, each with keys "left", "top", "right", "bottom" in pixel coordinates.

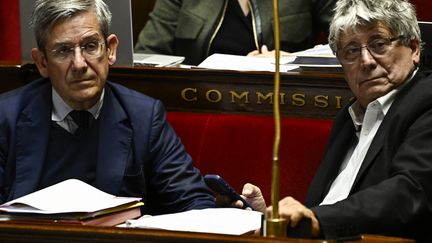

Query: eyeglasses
[
  {"left": 337, "top": 36, "right": 402, "bottom": 64},
  {"left": 47, "top": 40, "right": 106, "bottom": 63}
]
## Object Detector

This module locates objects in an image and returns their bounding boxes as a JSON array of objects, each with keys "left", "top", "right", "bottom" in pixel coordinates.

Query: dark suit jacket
[
  {"left": 0, "top": 78, "right": 215, "bottom": 215},
  {"left": 305, "top": 68, "right": 432, "bottom": 242}
]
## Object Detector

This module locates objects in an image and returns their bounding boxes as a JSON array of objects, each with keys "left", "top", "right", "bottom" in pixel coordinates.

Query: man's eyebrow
[
  {"left": 366, "top": 32, "right": 393, "bottom": 40},
  {"left": 80, "top": 33, "right": 103, "bottom": 42},
  {"left": 340, "top": 40, "right": 361, "bottom": 48},
  {"left": 51, "top": 34, "right": 103, "bottom": 47},
  {"left": 50, "top": 41, "right": 74, "bottom": 49},
  {"left": 341, "top": 33, "right": 390, "bottom": 47}
]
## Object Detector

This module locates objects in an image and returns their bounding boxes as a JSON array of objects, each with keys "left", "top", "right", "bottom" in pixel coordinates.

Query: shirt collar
[
  {"left": 348, "top": 67, "right": 418, "bottom": 128},
  {"left": 51, "top": 87, "right": 104, "bottom": 122}
]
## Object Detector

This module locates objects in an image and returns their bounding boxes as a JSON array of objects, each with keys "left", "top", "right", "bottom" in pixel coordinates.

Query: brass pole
[{"left": 264, "top": 0, "right": 288, "bottom": 237}]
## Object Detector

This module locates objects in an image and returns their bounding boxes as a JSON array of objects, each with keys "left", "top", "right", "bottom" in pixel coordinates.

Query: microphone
[{"left": 263, "top": 0, "right": 288, "bottom": 237}]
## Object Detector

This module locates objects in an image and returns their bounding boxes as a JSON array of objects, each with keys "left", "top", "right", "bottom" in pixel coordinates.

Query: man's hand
[
  {"left": 267, "top": 196, "right": 321, "bottom": 237},
  {"left": 230, "top": 183, "right": 267, "bottom": 213},
  {"left": 230, "top": 184, "right": 320, "bottom": 237},
  {"left": 247, "top": 45, "right": 290, "bottom": 58}
]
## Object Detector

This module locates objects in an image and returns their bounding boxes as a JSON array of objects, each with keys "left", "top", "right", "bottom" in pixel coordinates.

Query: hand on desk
[
  {"left": 270, "top": 196, "right": 321, "bottom": 237},
  {"left": 233, "top": 183, "right": 321, "bottom": 238},
  {"left": 247, "top": 45, "right": 290, "bottom": 58}
]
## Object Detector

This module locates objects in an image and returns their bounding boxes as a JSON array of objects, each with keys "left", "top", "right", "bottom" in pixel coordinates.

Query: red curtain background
[
  {"left": 0, "top": 0, "right": 20, "bottom": 62},
  {"left": 413, "top": 0, "right": 432, "bottom": 22}
]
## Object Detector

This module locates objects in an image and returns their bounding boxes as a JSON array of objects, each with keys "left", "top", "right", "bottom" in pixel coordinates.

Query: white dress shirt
[{"left": 51, "top": 88, "right": 104, "bottom": 134}]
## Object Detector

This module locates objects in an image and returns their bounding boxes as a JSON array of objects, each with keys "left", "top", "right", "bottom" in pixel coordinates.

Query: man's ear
[
  {"left": 106, "top": 34, "right": 118, "bottom": 65},
  {"left": 31, "top": 48, "right": 49, "bottom": 77},
  {"left": 410, "top": 39, "right": 421, "bottom": 66}
]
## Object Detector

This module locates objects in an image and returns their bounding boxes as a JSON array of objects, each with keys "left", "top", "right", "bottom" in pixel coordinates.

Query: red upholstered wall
[
  {"left": 0, "top": 0, "right": 21, "bottom": 62},
  {"left": 167, "top": 112, "right": 333, "bottom": 203},
  {"left": 411, "top": 0, "right": 432, "bottom": 21}
]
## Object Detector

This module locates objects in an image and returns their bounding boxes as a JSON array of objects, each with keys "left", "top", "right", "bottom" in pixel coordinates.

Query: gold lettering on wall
[
  {"left": 314, "top": 95, "right": 329, "bottom": 108},
  {"left": 291, "top": 93, "right": 306, "bottom": 107},
  {"left": 279, "top": 93, "right": 286, "bottom": 105},
  {"left": 181, "top": 88, "right": 198, "bottom": 102},
  {"left": 335, "top": 96, "right": 342, "bottom": 109},
  {"left": 180, "top": 88, "right": 353, "bottom": 111},
  {"left": 230, "top": 91, "right": 250, "bottom": 103},
  {"left": 256, "top": 92, "right": 274, "bottom": 104},
  {"left": 206, "top": 90, "right": 222, "bottom": 103}
]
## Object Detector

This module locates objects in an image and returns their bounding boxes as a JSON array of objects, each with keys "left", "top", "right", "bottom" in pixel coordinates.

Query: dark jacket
[
  {"left": 0, "top": 78, "right": 215, "bottom": 215},
  {"left": 306, "top": 69, "right": 432, "bottom": 242}
]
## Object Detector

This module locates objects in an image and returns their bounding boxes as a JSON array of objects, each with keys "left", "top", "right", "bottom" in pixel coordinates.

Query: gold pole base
[{"left": 264, "top": 218, "right": 288, "bottom": 237}]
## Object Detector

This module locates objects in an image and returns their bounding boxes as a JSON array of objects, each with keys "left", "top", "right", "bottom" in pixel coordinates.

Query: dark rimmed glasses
[
  {"left": 337, "top": 36, "right": 402, "bottom": 64},
  {"left": 47, "top": 40, "right": 106, "bottom": 63}
]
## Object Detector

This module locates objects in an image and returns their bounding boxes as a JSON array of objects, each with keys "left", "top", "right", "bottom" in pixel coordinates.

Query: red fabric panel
[
  {"left": 166, "top": 112, "right": 211, "bottom": 170},
  {"left": 0, "top": 0, "right": 21, "bottom": 61},
  {"left": 167, "top": 112, "right": 333, "bottom": 203},
  {"left": 411, "top": 0, "right": 432, "bottom": 21}
]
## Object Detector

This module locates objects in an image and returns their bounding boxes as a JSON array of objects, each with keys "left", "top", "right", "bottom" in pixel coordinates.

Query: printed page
[
  {"left": 197, "top": 53, "right": 298, "bottom": 72},
  {"left": 279, "top": 44, "right": 342, "bottom": 72},
  {"left": 0, "top": 179, "right": 141, "bottom": 214},
  {"left": 123, "top": 208, "right": 263, "bottom": 235},
  {"left": 291, "top": 44, "right": 335, "bottom": 57}
]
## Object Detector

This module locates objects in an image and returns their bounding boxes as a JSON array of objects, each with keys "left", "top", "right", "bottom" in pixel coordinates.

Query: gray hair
[
  {"left": 30, "top": 0, "right": 112, "bottom": 50},
  {"left": 328, "top": 0, "right": 420, "bottom": 53}
]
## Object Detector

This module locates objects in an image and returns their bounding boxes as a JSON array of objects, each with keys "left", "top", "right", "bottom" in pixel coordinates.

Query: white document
[
  {"left": 197, "top": 45, "right": 339, "bottom": 72},
  {"left": 197, "top": 53, "right": 299, "bottom": 72},
  {"left": 123, "top": 208, "right": 263, "bottom": 235},
  {"left": 280, "top": 44, "right": 342, "bottom": 71},
  {"left": 291, "top": 44, "right": 335, "bottom": 57},
  {"left": 0, "top": 179, "right": 141, "bottom": 214}
]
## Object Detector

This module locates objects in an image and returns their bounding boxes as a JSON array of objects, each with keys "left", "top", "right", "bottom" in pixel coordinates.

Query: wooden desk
[
  {"left": 0, "top": 63, "right": 352, "bottom": 118},
  {"left": 0, "top": 220, "right": 413, "bottom": 243}
]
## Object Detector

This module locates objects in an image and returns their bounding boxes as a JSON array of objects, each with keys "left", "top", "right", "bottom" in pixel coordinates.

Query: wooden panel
[
  {"left": 0, "top": 63, "right": 352, "bottom": 119},
  {"left": 0, "top": 220, "right": 414, "bottom": 243}
]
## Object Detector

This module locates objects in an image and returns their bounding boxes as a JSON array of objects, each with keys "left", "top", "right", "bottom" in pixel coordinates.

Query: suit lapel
[
  {"left": 95, "top": 86, "right": 133, "bottom": 195},
  {"left": 308, "top": 109, "right": 385, "bottom": 204},
  {"left": 13, "top": 87, "right": 52, "bottom": 199},
  {"left": 306, "top": 117, "right": 357, "bottom": 205}
]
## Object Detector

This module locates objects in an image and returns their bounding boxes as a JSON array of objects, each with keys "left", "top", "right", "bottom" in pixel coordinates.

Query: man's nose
[
  {"left": 359, "top": 46, "right": 377, "bottom": 66},
  {"left": 71, "top": 47, "right": 88, "bottom": 68}
]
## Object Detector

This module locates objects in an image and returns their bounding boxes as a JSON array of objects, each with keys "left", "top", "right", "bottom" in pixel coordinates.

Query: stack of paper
[
  {"left": 197, "top": 44, "right": 342, "bottom": 73},
  {"left": 0, "top": 179, "right": 143, "bottom": 226},
  {"left": 123, "top": 208, "right": 263, "bottom": 235},
  {"left": 197, "top": 53, "right": 298, "bottom": 72},
  {"left": 282, "top": 44, "right": 342, "bottom": 72}
]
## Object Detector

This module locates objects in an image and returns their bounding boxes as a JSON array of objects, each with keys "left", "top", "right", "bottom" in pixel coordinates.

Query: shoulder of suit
[
  {"left": 105, "top": 81, "right": 157, "bottom": 104},
  {"left": 0, "top": 77, "right": 50, "bottom": 102}
]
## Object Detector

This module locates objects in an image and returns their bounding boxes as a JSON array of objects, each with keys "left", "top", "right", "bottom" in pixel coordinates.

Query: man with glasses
[
  {"left": 238, "top": 0, "right": 432, "bottom": 241},
  {"left": 0, "top": 0, "right": 215, "bottom": 215}
]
